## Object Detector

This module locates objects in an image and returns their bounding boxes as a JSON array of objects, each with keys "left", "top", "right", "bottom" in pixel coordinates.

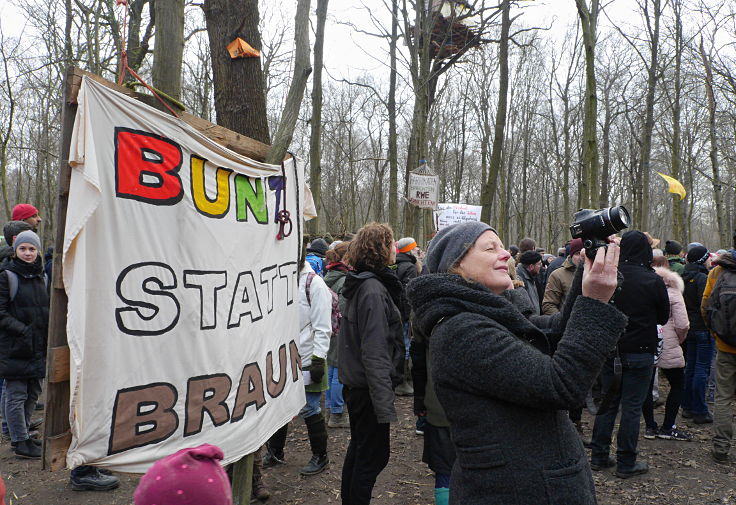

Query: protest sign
[
  {"left": 63, "top": 77, "right": 306, "bottom": 472},
  {"left": 435, "top": 203, "right": 483, "bottom": 230},
  {"left": 407, "top": 172, "right": 439, "bottom": 208}
]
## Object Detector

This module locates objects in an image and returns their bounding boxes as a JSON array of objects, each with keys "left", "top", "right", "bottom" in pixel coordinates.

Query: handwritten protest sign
[
  {"left": 408, "top": 172, "right": 439, "bottom": 208},
  {"left": 64, "top": 77, "right": 305, "bottom": 472},
  {"left": 434, "top": 203, "right": 483, "bottom": 230}
]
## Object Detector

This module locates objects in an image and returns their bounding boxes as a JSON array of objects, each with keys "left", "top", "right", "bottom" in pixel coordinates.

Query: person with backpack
[
  {"left": 702, "top": 238, "right": 736, "bottom": 463},
  {"left": 681, "top": 245, "right": 714, "bottom": 424},
  {"left": 0, "top": 231, "right": 48, "bottom": 459},
  {"left": 262, "top": 247, "right": 331, "bottom": 476},
  {"left": 324, "top": 242, "right": 350, "bottom": 429}
]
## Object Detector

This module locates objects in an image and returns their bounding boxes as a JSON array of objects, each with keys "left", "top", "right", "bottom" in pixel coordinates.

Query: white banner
[
  {"left": 64, "top": 77, "right": 306, "bottom": 472},
  {"left": 434, "top": 203, "right": 483, "bottom": 230},
  {"left": 407, "top": 172, "right": 439, "bottom": 208}
]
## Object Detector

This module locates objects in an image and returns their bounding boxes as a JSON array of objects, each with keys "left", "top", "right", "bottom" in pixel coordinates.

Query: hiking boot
[
  {"left": 416, "top": 415, "right": 427, "bottom": 436},
  {"left": 70, "top": 468, "right": 120, "bottom": 491},
  {"left": 643, "top": 426, "right": 657, "bottom": 440},
  {"left": 657, "top": 427, "right": 692, "bottom": 441},
  {"left": 12, "top": 438, "right": 42, "bottom": 449},
  {"left": 262, "top": 447, "right": 285, "bottom": 468},
  {"left": 693, "top": 413, "right": 713, "bottom": 424},
  {"left": 681, "top": 409, "right": 693, "bottom": 419},
  {"left": 590, "top": 456, "right": 616, "bottom": 471},
  {"left": 14, "top": 438, "right": 41, "bottom": 459},
  {"left": 328, "top": 412, "right": 350, "bottom": 428},
  {"left": 251, "top": 481, "right": 270, "bottom": 501},
  {"left": 300, "top": 453, "right": 329, "bottom": 476},
  {"left": 29, "top": 418, "right": 43, "bottom": 430},
  {"left": 395, "top": 380, "right": 414, "bottom": 396},
  {"left": 615, "top": 461, "right": 648, "bottom": 479},
  {"left": 712, "top": 450, "right": 730, "bottom": 465}
]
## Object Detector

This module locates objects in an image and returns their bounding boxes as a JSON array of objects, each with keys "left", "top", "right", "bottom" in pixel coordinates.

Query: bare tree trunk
[
  {"left": 637, "top": 0, "right": 661, "bottom": 232},
  {"left": 699, "top": 38, "right": 728, "bottom": 245},
  {"left": 153, "top": 0, "right": 185, "bottom": 100},
  {"left": 265, "top": 0, "right": 312, "bottom": 165},
  {"left": 575, "top": 0, "right": 599, "bottom": 209},
  {"left": 203, "top": 0, "right": 270, "bottom": 143},
  {"left": 480, "top": 0, "right": 510, "bottom": 223},
  {"left": 388, "top": 0, "right": 399, "bottom": 229},
  {"left": 308, "top": 0, "right": 329, "bottom": 233},
  {"left": 670, "top": 0, "right": 685, "bottom": 242}
]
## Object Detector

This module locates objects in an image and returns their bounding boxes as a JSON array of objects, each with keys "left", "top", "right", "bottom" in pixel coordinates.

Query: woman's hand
[{"left": 581, "top": 244, "right": 620, "bottom": 303}]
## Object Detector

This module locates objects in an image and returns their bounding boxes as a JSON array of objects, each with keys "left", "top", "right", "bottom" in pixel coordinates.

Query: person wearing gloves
[
  {"left": 339, "top": 223, "right": 404, "bottom": 505},
  {"left": 263, "top": 247, "right": 331, "bottom": 476},
  {"left": 406, "top": 222, "right": 626, "bottom": 505}
]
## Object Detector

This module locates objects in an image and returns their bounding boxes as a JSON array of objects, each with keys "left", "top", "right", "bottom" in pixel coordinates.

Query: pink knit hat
[
  {"left": 11, "top": 204, "right": 39, "bottom": 222},
  {"left": 134, "top": 444, "right": 232, "bottom": 505}
]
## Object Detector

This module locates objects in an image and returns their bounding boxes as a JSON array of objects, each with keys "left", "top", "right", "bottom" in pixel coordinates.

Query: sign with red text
[
  {"left": 434, "top": 203, "right": 483, "bottom": 230},
  {"left": 64, "top": 77, "right": 306, "bottom": 472},
  {"left": 407, "top": 172, "right": 439, "bottom": 208}
]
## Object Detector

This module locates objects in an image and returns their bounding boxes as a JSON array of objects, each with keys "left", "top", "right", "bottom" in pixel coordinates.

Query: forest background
[{"left": 1, "top": 0, "right": 735, "bottom": 252}]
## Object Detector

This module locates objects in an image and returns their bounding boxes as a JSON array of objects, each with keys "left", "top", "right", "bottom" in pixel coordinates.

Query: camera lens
[{"left": 608, "top": 206, "right": 630, "bottom": 231}]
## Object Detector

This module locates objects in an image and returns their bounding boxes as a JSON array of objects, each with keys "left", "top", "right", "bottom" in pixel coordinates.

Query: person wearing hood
[
  {"left": 681, "top": 245, "right": 714, "bottom": 424},
  {"left": 702, "top": 236, "right": 736, "bottom": 463},
  {"left": 338, "top": 223, "right": 404, "bottom": 505},
  {"left": 664, "top": 240, "right": 686, "bottom": 275},
  {"left": 406, "top": 222, "right": 626, "bottom": 505},
  {"left": 641, "top": 259, "right": 691, "bottom": 441},
  {"left": 590, "top": 230, "right": 669, "bottom": 479},
  {"left": 395, "top": 237, "right": 420, "bottom": 397},
  {"left": 306, "top": 237, "right": 329, "bottom": 276}
]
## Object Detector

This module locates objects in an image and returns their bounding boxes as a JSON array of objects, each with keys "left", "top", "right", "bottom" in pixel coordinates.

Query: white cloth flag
[{"left": 64, "top": 77, "right": 306, "bottom": 472}]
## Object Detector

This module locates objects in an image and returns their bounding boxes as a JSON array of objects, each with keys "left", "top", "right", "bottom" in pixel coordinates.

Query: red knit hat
[
  {"left": 11, "top": 204, "right": 39, "bottom": 221},
  {"left": 134, "top": 444, "right": 232, "bottom": 505},
  {"left": 0, "top": 473, "right": 6, "bottom": 505}
]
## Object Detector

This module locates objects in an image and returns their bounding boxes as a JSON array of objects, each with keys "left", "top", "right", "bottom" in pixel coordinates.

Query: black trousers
[{"left": 341, "top": 386, "right": 390, "bottom": 505}]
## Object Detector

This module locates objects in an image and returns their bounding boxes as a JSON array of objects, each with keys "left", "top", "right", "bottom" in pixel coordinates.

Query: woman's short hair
[
  {"left": 652, "top": 255, "right": 669, "bottom": 268},
  {"left": 344, "top": 223, "right": 394, "bottom": 272},
  {"left": 326, "top": 241, "right": 349, "bottom": 263}
]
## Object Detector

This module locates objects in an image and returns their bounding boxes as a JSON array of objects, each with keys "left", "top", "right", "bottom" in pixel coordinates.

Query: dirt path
[{"left": 2, "top": 397, "right": 735, "bottom": 504}]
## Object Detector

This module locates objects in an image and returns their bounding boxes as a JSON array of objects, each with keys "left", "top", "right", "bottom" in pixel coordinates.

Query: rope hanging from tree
[{"left": 115, "top": 0, "right": 181, "bottom": 118}]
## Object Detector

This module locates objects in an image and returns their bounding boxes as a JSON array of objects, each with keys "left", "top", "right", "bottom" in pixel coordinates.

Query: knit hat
[
  {"left": 664, "top": 240, "right": 682, "bottom": 255},
  {"left": 134, "top": 444, "right": 232, "bottom": 505},
  {"left": 307, "top": 238, "right": 329, "bottom": 257},
  {"left": 426, "top": 222, "right": 496, "bottom": 273},
  {"left": 519, "top": 250, "right": 542, "bottom": 265},
  {"left": 11, "top": 204, "right": 39, "bottom": 222},
  {"left": 3, "top": 220, "right": 32, "bottom": 246},
  {"left": 687, "top": 242, "right": 704, "bottom": 252},
  {"left": 686, "top": 245, "right": 709, "bottom": 264},
  {"left": 569, "top": 238, "right": 584, "bottom": 256},
  {"left": 13, "top": 230, "right": 41, "bottom": 253},
  {"left": 397, "top": 237, "right": 417, "bottom": 254},
  {"left": 0, "top": 473, "right": 5, "bottom": 505},
  {"left": 328, "top": 240, "right": 343, "bottom": 250}
]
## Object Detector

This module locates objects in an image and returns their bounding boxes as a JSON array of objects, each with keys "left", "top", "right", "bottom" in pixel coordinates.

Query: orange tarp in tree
[{"left": 227, "top": 38, "right": 261, "bottom": 59}]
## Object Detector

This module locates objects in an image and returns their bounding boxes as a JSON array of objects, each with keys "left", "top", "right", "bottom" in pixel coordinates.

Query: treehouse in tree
[{"left": 415, "top": 0, "right": 481, "bottom": 60}]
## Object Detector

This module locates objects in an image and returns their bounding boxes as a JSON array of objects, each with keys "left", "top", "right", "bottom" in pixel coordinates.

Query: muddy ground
[{"left": 2, "top": 396, "right": 735, "bottom": 505}]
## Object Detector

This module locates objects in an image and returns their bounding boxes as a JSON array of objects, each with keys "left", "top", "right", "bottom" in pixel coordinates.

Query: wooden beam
[
  {"left": 46, "top": 431, "right": 73, "bottom": 472},
  {"left": 48, "top": 345, "right": 70, "bottom": 383}
]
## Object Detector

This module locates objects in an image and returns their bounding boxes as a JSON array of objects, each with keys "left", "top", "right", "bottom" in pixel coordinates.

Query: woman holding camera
[{"left": 406, "top": 222, "right": 626, "bottom": 505}]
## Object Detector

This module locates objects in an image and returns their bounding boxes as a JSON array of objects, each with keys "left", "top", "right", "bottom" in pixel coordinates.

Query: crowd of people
[{"left": 2, "top": 211, "right": 736, "bottom": 505}]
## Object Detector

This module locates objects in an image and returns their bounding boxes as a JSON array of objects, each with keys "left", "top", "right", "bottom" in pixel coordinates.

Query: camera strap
[{"left": 595, "top": 348, "right": 623, "bottom": 416}]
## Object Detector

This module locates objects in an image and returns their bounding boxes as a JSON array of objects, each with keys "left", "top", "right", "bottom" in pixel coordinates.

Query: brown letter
[
  {"left": 266, "top": 345, "right": 287, "bottom": 398},
  {"left": 289, "top": 339, "right": 302, "bottom": 383},
  {"left": 108, "top": 383, "right": 178, "bottom": 455},
  {"left": 230, "top": 363, "right": 266, "bottom": 422},
  {"left": 184, "top": 374, "right": 232, "bottom": 436}
]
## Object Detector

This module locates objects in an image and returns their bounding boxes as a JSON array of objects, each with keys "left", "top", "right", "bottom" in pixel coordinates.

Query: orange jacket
[{"left": 701, "top": 265, "right": 736, "bottom": 354}]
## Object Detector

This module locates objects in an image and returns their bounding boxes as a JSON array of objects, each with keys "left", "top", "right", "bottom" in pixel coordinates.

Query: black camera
[{"left": 570, "top": 206, "right": 630, "bottom": 259}]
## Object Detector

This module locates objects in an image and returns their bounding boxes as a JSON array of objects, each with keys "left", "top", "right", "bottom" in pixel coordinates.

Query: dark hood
[
  {"left": 620, "top": 230, "right": 653, "bottom": 268},
  {"left": 307, "top": 238, "right": 329, "bottom": 257},
  {"left": 682, "top": 261, "right": 709, "bottom": 281},
  {"left": 395, "top": 252, "right": 417, "bottom": 265},
  {"left": 343, "top": 267, "right": 402, "bottom": 308}
]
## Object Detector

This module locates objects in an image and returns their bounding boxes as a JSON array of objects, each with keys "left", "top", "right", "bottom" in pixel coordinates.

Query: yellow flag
[{"left": 656, "top": 172, "right": 687, "bottom": 200}]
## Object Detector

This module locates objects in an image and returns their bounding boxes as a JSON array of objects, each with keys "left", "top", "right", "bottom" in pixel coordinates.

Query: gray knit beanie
[
  {"left": 426, "top": 222, "right": 497, "bottom": 273},
  {"left": 13, "top": 230, "right": 41, "bottom": 252}
]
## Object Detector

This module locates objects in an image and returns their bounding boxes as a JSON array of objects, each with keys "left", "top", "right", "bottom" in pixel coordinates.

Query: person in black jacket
[
  {"left": 339, "top": 223, "right": 404, "bottom": 505},
  {"left": 407, "top": 222, "right": 625, "bottom": 505},
  {"left": 0, "top": 231, "right": 48, "bottom": 459},
  {"left": 395, "top": 237, "right": 420, "bottom": 396},
  {"left": 681, "top": 245, "right": 714, "bottom": 424},
  {"left": 590, "top": 230, "right": 669, "bottom": 478}
]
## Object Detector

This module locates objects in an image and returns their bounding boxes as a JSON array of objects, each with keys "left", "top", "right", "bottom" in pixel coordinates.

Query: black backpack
[{"left": 704, "top": 268, "right": 736, "bottom": 347}]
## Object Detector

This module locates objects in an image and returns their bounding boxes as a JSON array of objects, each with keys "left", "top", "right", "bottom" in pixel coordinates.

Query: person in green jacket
[{"left": 665, "top": 240, "right": 686, "bottom": 275}]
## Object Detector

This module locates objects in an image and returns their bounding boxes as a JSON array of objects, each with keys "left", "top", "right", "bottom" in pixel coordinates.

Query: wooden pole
[
  {"left": 231, "top": 453, "right": 255, "bottom": 505},
  {"left": 43, "top": 66, "right": 76, "bottom": 470}
]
